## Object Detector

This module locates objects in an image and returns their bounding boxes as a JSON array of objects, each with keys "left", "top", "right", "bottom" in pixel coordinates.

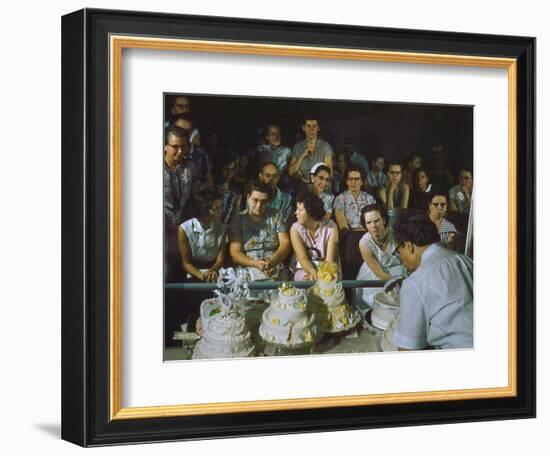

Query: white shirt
[
  {"left": 180, "top": 218, "right": 226, "bottom": 262},
  {"left": 393, "top": 243, "right": 473, "bottom": 350}
]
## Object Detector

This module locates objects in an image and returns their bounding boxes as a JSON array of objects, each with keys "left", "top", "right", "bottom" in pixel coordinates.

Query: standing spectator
[
  {"left": 228, "top": 181, "right": 291, "bottom": 281},
  {"left": 289, "top": 116, "right": 334, "bottom": 191},
  {"left": 256, "top": 124, "right": 292, "bottom": 177},
  {"left": 172, "top": 114, "right": 213, "bottom": 189},
  {"left": 167, "top": 95, "right": 201, "bottom": 145},
  {"left": 428, "top": 192, "right": 457, "bottom": 250},
  {"left": 333, "top": 164, "right": 376, "bottom": 279},
  {"left": 258, "top": 162, "right": 293, "bottom": 223},
  {"left": 290, "top": 193, "right": 340, "bottom": 281},
  {"left": 164, "top": 126, "right": 193, "bottom": 282}
]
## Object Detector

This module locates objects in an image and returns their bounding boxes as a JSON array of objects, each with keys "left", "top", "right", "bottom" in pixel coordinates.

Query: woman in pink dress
[{"left": 290, "top": 193, "right": 340, "bottom": 280}]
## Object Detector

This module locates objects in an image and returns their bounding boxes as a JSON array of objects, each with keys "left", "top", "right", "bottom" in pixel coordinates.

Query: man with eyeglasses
[
  {"left": 228, "top": 181, "right": 291, "bottom": 281},
  {"left": 392, "top": 210, "right": 473, "bottom": 350},
  {"left": 258, "top": 162, "right": 293, "bottom": 223},
  {"left": 164, "top": 126, "right": 194, "bottom": 282}
]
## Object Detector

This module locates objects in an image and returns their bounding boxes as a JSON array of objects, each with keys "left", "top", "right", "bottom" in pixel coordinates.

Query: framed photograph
[{"left": 62, "top": 8, "right": 535, "bottom": 447}]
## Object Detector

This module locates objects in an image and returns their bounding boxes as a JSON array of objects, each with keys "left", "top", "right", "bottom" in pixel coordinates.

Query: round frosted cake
[
  {"left": 309, "top": 262, "right": 360, "bottom": 333},
  {"left": 192, "top": 296, "right": 255, "bottom": 359},
  {"left": 371, "top": 290, "right": 400, "bottom": 331},
  {"left": 259, "top": 283, "right": 322, "bottom": 348}
]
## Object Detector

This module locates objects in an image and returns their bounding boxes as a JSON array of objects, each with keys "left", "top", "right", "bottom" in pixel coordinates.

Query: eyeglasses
[
  {"left": 167, "top": 143, "right": 186, "bottom": 151},
  {"left": 347, "top": 177, "right": 362, "bottom": 182},
  {"left": 172, "top": 103, "right": 190, "bottom": 110},
  {"left": 431, "top": 202, "right": 447, "bottom": 207}
]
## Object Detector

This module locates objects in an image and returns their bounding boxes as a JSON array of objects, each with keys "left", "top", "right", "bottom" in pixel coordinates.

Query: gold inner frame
[{"left": 109, "top": 35, "right": 518, "bottom": 420}]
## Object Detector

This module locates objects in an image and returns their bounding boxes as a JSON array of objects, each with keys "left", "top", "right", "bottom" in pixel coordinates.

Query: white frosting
[
  {"left": 380, "top": 315, "right": 399, "bottom": 352},
  {"left": 371, "top": 292, "right": 400, "bottom": 331},
  {"left": 193, "top": 297, "right": 255, "bottom": 359},
  {"left": 259, "top": 285, "right": 321, "bottom": 348}
]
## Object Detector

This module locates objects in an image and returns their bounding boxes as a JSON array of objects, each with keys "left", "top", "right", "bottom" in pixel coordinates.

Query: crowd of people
[{"left": 164, "top": 95, "right": 474, "bottom": 351}]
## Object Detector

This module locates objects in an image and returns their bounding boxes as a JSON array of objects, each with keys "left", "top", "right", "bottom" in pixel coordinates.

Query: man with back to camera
[
  {"left": 392, "top": 210, "right": 473, "bottom": 350},
  {"left": 228, "top": 180, "right": 291, "bottom": 281}
]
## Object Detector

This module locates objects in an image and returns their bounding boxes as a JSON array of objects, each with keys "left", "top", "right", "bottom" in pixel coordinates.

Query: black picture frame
[{"left": 62, "top": 8, "right": 535, "bottom": 447}]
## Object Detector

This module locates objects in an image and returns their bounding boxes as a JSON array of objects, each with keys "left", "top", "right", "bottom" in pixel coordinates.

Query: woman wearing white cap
[{"left": 309, "top": 162, "right": 335, "bottom": 220}]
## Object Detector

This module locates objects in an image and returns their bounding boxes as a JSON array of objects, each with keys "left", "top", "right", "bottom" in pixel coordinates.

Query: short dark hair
[
  {"left": 165, "top": 125, "right": 188, "bottom": 144},
  {"left": 296, "top": 192, "right": 326, "bottom": 222},
  {"left": 458, "top": 166, "right": 474, "bottom": 178},
  {"left": 394, "top": 209, "right": 440, "bottom": 247},
  {"left": 195, "top": 189, "right": 223, "bottom": 217},
  {"left": 245, "top": 180, "right": 274, "bottom": 201},
  {"left": 170, "top": 113, "right": 193, "bottom": 126},
  {"left": 302, "top": 114, "right": 319, "bottom": 125},
  {"left": 345, "top": 163, "right": 366, "bottom": 180},
  {"left": 427, "top": 191, "right": 448, "bottom": 210},
  {"left": 370, "top": 153, "right": 384, "bottom": 166},
  {"left": 360, "top": 204, "right": 387, "bottom": 230},
  {"left": 259, "top": 162, "right": 279, "bottom": 175},
  {"left": 412, "top": 167, "right": 430, "bottom": 186}
]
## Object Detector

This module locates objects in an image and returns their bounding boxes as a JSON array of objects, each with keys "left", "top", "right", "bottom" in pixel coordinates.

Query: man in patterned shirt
[
  {"left": 164, "top": 126, "right": 194, "bottom": 282},
  {"left": 228, "top": 181, "right": 291, "bottom": 281}
]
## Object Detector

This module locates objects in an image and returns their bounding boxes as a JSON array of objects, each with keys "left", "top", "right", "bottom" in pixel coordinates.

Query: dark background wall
[{"left": 166, "top": 93, "right": 473, "bottom": 174}]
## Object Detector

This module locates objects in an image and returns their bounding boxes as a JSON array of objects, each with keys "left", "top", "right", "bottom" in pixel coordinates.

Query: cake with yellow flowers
[
  {"left": 259, "top": 283, "right": 322, "bottom": 348},
  {"left": 193, "top": 294, "right": 256, "bottom": 359},
  {"left": 309, "top": 262, "right": 361, "bottom": 333}
]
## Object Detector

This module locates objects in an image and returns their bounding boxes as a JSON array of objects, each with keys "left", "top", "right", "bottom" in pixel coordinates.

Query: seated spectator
[
  {"left": 366, "top": 154, "right": 387, "bottom": 193},
  {"left": 231, "top": 150, "right": 252, "bottom": 194},
  {"left": 379, "top": 162, "right": 410, "bottom": 228},
  {"left": 333, "top": 151, "right": 348, "bottom": 195},
  {"left": 427, "top": 192, "right": 457, "bottom": 250},
  {"left": 228, "top": 181, "right": 291, "bottom": 281},
  {"left": 289, "top": 116, "right": 333, "bottom": 192},
  {"left": 290, "top": 193, "right": 340, "bottom": 281},
  {"left": 164, "top": 126, "right": 194, "bottom": 282},
  {"left": 167, "top": 95, "right": 201, "bottom": 145},
  {"left": 449, "top": 167, "right": 473, "bottom": 216},
  {"left": 178, "top": 189, "right": 227, "bottom": 282},
  {"left": 172, "top": 113, "right": 213, "bottom": 189},
  {"left": 213, "top": 155, "right": 242, "bottom": 225},
  {"left": 344, "top": 137, "right": 370, "bottom": 173},
  {"left": 402, "top": 152, "right": 422, "bottom": 188},
  {"left": 309, "top": 162, "right": 335, "bottom": 219},
  {"left": 392, "top": 210, "right": 473, "bottom": 350},
  {"left": 409, "top": 167, "right": 434, "bottom": 210},
  {"left": 353, "top": 204, "right": 407, "bottom": 313},
  {"left": 258, "top": 162, "right": 293, "bottom": 223},
  {"left": 333, "top": 164, "right": 376, "bottom": 279},
  {"left": 256, "top": 124, "right": 292, "bottom": 177}
]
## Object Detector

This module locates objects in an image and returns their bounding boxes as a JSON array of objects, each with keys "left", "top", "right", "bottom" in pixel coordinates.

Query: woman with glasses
[
  {"left": 290, "top": 192, "right": 339, "bottom": 280},
  {"left": 333, "top": 164, "right": 376, "bottom": 279},
  {"left": 428, "top": 192, "right": 457, "bottom": 250},
  {"left": 309, "top": 162, "right": 335, "bottom": 219},
  {"left": 379, "top": 162, "right": 410, "bottom": 229},
  {"left": 354, "top": 204, "right": 407, "bottom": 312}
]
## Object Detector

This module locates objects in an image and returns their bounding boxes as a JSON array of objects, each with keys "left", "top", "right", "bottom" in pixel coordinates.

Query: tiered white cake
[
  {"left": 193, "top": 295, "right": 255, "bottom": 359},
  {"left": 309, "top": 262, "right": 360, "bottom": 333},
  {"left": 259, "top": 283, "right": 321, "bottom": 348},
  {"left": 371, "top": 289, "right": 400, "bottom": 331}
]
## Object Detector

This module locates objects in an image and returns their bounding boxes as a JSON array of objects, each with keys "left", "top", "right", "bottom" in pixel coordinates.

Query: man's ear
[{"left": 404, "top": 241, "right": 415, "bottom": 254}]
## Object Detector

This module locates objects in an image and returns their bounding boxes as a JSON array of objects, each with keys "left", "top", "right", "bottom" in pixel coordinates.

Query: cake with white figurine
[
  {"left": 259, "top": 282, "right": 322, "bottom": 348},
  {"left": 192, "top": 268, "right": 256, "bottom": 359},
  {"left": 308, "top": 262, "right": 360, "bottom": 334}
]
